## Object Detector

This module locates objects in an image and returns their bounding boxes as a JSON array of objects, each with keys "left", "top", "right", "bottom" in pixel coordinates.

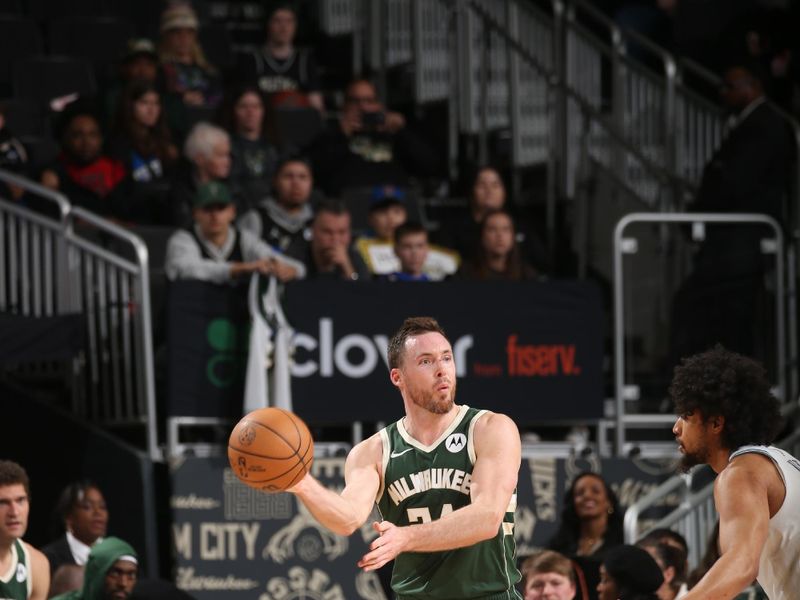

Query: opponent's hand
[{"left": 357, "top": 521, "right": 408, "bottom": 571}]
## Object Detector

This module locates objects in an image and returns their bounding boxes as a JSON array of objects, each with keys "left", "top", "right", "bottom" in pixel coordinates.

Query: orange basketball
[{"left": 228, "top": 408, "right": 314, "bottom": 493}]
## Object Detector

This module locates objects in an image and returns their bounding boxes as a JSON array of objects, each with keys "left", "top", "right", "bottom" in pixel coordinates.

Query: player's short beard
[
  {"left": 409, "top": 381, "right": 457, "bottom": 415},
  {"left": 679, "top": 441, "right": 709, "bottom": 473}
]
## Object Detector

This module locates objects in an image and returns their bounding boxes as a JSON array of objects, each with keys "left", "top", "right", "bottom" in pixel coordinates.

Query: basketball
[{"left": 228, "top": 408, "right": 314, "bottom": 493}]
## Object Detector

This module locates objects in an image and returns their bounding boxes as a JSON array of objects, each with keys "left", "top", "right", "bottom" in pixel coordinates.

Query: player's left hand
[{"left": 357, "top": 521, "right": 407, "bottom": 571}]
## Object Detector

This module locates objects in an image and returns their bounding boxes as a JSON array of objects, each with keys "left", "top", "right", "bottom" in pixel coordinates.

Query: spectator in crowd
[
  {"left": 51, "top": 537, "right": 137, "bottom": 600},
  {"left": 549, "top": 472, "right": 624, "bottom": 600},
  {"left": 636, "top": 541, "right": 688, "bottom": 600},
  {"left": 383, "top": 222, "right": 431, "bottom": 282},
  {"left": 104, "top": 39, "right": 160, "bottom": 130},
  {"left": 220, "top": 85, "right": 280, "bottom": 208},
  {"left": 438, "top": 166, "right": 507, "bottom": 263},
  {"left": 598, "top": 545, "right": 663, "bottom": 600},
  {"left": 42, "top": 481, "right": 109, "bottom": 576},
  {"left": 165, "top": 181, "right": 305, "bottom": 284},
  {"left": 111, "top": 81, "right": 178, "bottom": 183},
  {"left": 669, "top": 58, "right": 794, "bottom": 366},
  {"left": 309, "top": 79, "right": 439, "bottom": 197},
  {"left": 686, "top": 522, "right": 767, "bottom": 599},
  {"left": 40, "top": 107, "right": 127, "bottom": 216},
  {"left": 50, "top": 565, "right": 84, "bottom": 598},
  {"left": 357, "top": 190, "right": 460, "bottom": 279},
  {"left": 170, "top": 122, "right": 238, "bottom": 227},
  {"left": 458, "top": 209, "right": 539, "bottom": 281},
  {"left": 520, "top": 550, "right": 579, "bottom": 600},
  {"left": 238, "top": 4, "right": 324, "bottom": 112},
  {"left": 238, "top": 156, "right": 314, "bottom": 262},
  {"left": 637, "top": 528, "right": 689, "bottom": 596},
  {"left": 303, "top": 199, "right": 370, "bottom": 280},
  {"left": 158, "top": 2, "right": 222, "bottom": 136},
  {"left": 0, "top": 460, "right": 49, "bottom": 600}
]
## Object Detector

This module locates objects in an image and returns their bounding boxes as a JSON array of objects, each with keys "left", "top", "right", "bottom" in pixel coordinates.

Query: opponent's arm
[
  {"left": 28, "top": 545, "right": 50, "bottom": 600},
  {"left": 289, "top": 434, "right": 382, "bottom": 536},
  {"left": 358, "top": 412, "right": 520, "bottom": 571},
  {"left": 681, "top": 459, "right": 771, "bottom": 600}
]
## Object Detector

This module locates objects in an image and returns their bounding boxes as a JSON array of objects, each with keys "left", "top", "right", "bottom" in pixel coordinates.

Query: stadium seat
[
  {"left": 47, "top": 17, "right": 134, "bottom": 72},
  {"left": 27, "top": 0, "right": 102, "bottom": 20},
  {"left": 271, "top": 106, "right": 323, "bottom": 152},
  {"left": 1, "top": 99, "right": 48, "bottom": 137},
  {"left": 12, "top": 56, "right": 96, "bottom": 107},
  {"left": 0, "top": 16, "right": 44, "bottom": 94},
  {"left": 199, "top": 23, "right": 235, "bottom": 71},
  {"left": 0, "top": 0, "right": 23, "bottom": 15}
]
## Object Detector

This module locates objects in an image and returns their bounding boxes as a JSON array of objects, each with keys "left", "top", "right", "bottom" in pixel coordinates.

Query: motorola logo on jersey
[
  {"left": 445, "top": 433, "right": 466, "bottom": 453},
  {"left": 291, "top": 318, "right": 474, "bottom": 379}
]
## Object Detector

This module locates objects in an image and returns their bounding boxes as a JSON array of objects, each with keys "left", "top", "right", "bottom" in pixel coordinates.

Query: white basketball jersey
[{"left": 728, "top": 445, "right": 800, "bottom": 600}]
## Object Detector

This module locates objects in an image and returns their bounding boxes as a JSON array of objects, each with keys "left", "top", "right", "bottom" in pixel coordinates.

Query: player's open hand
[{"left": 357, "top": 521, "right": 406, "bottom": 571}]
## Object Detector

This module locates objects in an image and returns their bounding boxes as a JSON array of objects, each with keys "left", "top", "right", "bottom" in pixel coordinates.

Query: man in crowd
[
  {"left": 51, "top": 537, "right": 137, "bottom": 600},
  {"left": 310, "top": 79, "right": 439, "bottom": 197},
  {"left": 0, "top": 460, "right": 49, "bottom": 600},
  {"left": 165, "top": 181, "right": 305, "bottom": 283},
  {"left": 40, "top": 107, "right": 127, "bottom": 215},
  {"left": 239, "top": 3, "right": 324, "bottom": 111},
  {"left": 238, "top": 156, "right": 314, "bottom": 262},
  {"left": 304, "top": 200, "right": 370, "bottom": 280},
  {"left": 385, "top": 222, "right": 431, "bottom": 282}
]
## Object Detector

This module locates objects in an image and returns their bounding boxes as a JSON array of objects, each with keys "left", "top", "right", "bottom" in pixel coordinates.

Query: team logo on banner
[{"left": 263, "top": 502, "right": 347, "bottom": 564}]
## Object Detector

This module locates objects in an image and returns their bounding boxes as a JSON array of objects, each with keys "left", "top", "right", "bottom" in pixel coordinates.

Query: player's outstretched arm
[
  {"left": 28, "top": 545, "right": 50, "bottom": 600},
  {"left": 682, "top": 457, "right": 771, "bottom": 600},
  {"left": 358, "top": 412, "right": 520, "bottom": 571},
  {"left": 289, "top": 434, "right": 382, "bottom": 536}
]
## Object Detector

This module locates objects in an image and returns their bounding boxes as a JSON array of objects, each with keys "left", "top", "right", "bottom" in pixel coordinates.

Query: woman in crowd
[
  {"left": 438, "top": 165, "right": 507, "bottom": 262},
  {"left": 458, "top": 209, "right": 538, "bottom": 280},
  {"left": 112, "top": 81, "right": 178, "bottom": 183},
  {"left": 158, "top": 1, "right": 221, "bottom": 136},
  {"left": 219, "top": 85, "right": 279, "bottom": 207},
  {"left": 637, "top": 540, "right": 688, "bottom": 600},
  {"left": 42, "top": 481, "right": 109, "bottom": 575},
  {"left": 521, "top": 550, "right": 581, "bottom": 600},
  {"left": 548, "top": 472, "right": 624, "bottom": 600},
  {"left": 597, "top": 545, "right": 663, "bottom": 600}
]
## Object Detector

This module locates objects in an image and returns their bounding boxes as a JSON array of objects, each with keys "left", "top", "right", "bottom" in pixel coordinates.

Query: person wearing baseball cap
[{"left": 165, "top": 181, "right": 306, "bottom": 283}]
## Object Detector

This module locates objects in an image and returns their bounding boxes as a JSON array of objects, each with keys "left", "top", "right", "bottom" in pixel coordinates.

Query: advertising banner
[{"left": 166, "top": 280, "right": 604, "bottom": 425}]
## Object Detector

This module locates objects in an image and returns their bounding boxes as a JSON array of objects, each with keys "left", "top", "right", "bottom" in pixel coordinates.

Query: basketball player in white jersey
[{"left": 670, "top": 346, "right": 799, "bottom": 600}]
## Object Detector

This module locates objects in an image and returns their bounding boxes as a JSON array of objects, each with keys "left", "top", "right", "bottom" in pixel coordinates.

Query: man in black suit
[{"left": 670, "top": 59, "right": 795, "bottom": 366}]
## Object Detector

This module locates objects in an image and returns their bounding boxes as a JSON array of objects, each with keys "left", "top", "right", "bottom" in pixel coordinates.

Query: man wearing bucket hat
[{"left": 165, "top": 181, "right": 305, "bottom": 283}]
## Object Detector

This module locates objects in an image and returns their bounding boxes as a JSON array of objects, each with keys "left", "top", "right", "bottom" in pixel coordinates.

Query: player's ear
[
  {"left": 710, "top": 415, "right": 724, "bottom": 433},
  {"left": 390, "top": 368, "right": 401, "bottom": 388}
]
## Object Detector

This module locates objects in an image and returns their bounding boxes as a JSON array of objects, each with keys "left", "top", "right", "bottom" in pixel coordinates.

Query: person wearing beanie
[
  {"left": 51, "top": 537, "right": 138, "bottom": 600},
  {"left": 598, "top": 545, "right": 664, "bottom": 600}
]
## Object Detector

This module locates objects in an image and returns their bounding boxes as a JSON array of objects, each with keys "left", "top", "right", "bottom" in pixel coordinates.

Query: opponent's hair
[
  {"left": 387, "top": 317, "right": 447, "bottom": 369},
  {"left": 669, "top": 345, "right": 782, "bottom": 449},
  {"left": 0, "top": 460, "right": 30, "bottom": 496},
  {"left": 521, "top": 550, "right": 576, "bottom": 586}
]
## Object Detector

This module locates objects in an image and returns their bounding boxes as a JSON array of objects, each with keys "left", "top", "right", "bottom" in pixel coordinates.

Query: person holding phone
[{"left": 310, "top": 79, "right": 440, "bottom": 197}]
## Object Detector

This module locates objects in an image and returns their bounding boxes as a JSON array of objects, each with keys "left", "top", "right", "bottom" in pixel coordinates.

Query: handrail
[
  {"left": 465, "top": 0, "right": 694, "bottom": 197},
  {"left": 623, "top": 472, "right": 691, "bottom": 544},
  {"left": 67, "top": 207, "right": 159, "bottom": 462},
  {"left": 614, "top": 212, "right": 787, "bottom": 455},
  {"left": 0, "top": 169, "right": 71, "bottom": 223}
]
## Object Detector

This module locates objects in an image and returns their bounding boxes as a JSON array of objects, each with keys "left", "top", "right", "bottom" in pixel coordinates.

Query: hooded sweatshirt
[{"left": 51, "top": 537, "right": 137, "bottom": 600}]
